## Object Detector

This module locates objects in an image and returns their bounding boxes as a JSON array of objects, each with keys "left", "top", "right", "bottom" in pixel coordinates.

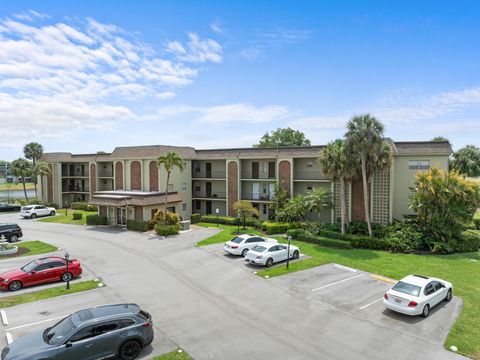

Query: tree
[
  {"left": 23, "top": 142, "right": 44, "bottom": 198},
  {"left": 11, "top": 158, "right": 33, "bottom": 203},
  {"left": 305, "top": 187, "right": 332, "bottom": 221},
  {"left": 269, "top": 184, "right": 290, "bottom": 220},
  {"left": 346, "top": 114, "right": 391, "bottom": 237},
  {"left": 431, "top": 136, "right": 449, "bottom": 142},
  {"left": 410, "top": 168, "right": 480, "bottom": 250},
  {"left": 451, "top": 145, "right": 480, "bottom": 177},
  {"left": 157, "top": 152, "right": 184, "bottom": 205},
  {"left": 234, "top": 201, "right": 259, "bottom": 229},
  {"left": 278, "top": 195, "right": 309, "bottom": 222},
  {"left": 34, "top": 162, "right": 51, "bottom": 198},
  {"left": 319, "top": 139, "right": 358, "bottom": 234},
  {"left": 254, "top": 127, "right": 311, "bottom": 148}
]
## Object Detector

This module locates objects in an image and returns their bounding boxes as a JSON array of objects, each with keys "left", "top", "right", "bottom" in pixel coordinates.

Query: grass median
[
  {"left": 0, "top": 240, "right": 58, "bottom": 259},
  {"left": 38, "top": 210, "right": 97, "bottom": 225},
  {"left": 0, "top": 280, "right": 101, "bottom": 308},
  {"left": 153, "top": 349, "right": 192, "bottom": 360},
  {"left": 195, "top": 223, "right": 263, "bottom": 246}
]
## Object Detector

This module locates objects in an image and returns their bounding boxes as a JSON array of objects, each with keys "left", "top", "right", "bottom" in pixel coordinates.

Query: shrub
[
  {"left": 191, "top": 213, "right": 201, "bottom": 224},
  {"left": 86, "top": 214, "right": 108, "bottom": 225},
  {"left": 474, "top": 219, "right": 480, "bottom": 230},
  {"left": 347, "top": 221, "right": 369, "bottom": 235},
  {"left": 286, "top": 229, "right": 352, "bottom": 249},
  {"left": 456, "top": 230, "right": 480, "bottom": 253},
  {"left": 201, "top": 215, "right": 240, "bottom": 225},
  {"left": 349, "top": 236, "right": 390, "bottom": 250},
  {"left": 155, "top": 224, "right": 180, "bottom": 236},
  {"left": 72, "top": 212, "right": 83, "bottom": 220},
  {"left": 151, "top": 210, "right": 180, "bottom": 226},
  {"left": 45, "top": 202, "right": 58, "bottom": 209},
  {"left": 86, "top": 204, "right": 97, "bottom": 212},
  {"left": 71, "top": 202, "right": 89, "bottom": 210},
  {"left": 29, "top": 199, "right": 44, "bottom": 205},
  {"left": 127, "top": 219, "right": 149, "bottom": 232},
  {"left": 318, "top": 229, "right": 351, "bottom": 241},
  {"left": 264, "top": 222, "right": 289, "bottom": 235}
]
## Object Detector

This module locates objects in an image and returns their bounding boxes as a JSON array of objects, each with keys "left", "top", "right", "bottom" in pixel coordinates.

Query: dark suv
[
  {"left": 0, "top": 224, "right": 23, "bottom": 243},
  {"left": 2, "top": 303, "right": 154, "bottom": 360}
]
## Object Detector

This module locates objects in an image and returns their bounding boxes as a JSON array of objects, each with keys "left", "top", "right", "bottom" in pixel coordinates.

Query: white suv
[
  {"left": 224, "top": 234, "right": 278, "bottom": 257},
  {"left": 21, "top": 205, "right": 56, "bottom": 219}
]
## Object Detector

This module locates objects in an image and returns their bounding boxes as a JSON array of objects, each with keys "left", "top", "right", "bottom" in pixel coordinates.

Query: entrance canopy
[{"left": 89, "top": 190, "right": 182, "bottom": 207}]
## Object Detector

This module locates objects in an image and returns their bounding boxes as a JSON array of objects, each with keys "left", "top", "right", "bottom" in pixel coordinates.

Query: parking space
[{"left": 270, "top": 263, "right": 463, "bottom": 345}]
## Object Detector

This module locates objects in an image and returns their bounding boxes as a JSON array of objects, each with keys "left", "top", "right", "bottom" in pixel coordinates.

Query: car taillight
[
  {"left": 384, "top": 293, "right": 388, "bottom": 300},
  {"left": 143, "top": 321, "right": 152, "bottom": 327},
  {"left": 408, "top": 301, "right": 418, "bottom": 307},
  {"left": 231, "top": 245, "right": 238, "bottom": 249}
]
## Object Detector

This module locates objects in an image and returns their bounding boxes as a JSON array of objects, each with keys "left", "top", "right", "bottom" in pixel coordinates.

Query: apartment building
[{"left": 39, "top": 140, "right": 452, "bottom": 226}]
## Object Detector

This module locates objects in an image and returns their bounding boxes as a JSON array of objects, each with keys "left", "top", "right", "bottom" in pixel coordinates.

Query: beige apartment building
[{"left": 39, "top": 140, "right": 452, "bottom": 226}]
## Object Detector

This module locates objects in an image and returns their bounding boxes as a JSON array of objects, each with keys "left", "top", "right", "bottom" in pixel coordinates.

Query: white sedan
[
  {"left": 224, "top": 234, "right": 277, "bottom": 256},
  {"left": 245, "top": 243, "right": 300, "bottom": 267},
  {"left": 383, "top": 274, "right": 453, "bottom": 317},
  {"left": 20, "top": 205, "right": 56, "bottom": 219}
]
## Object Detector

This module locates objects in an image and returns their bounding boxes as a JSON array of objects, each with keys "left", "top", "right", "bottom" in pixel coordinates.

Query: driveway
[{"left": 0, "top": 214, "right": 465, "bottom": 359}]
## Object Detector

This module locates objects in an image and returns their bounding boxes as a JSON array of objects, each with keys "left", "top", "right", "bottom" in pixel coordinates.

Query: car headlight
[{"left": 2, "top": 279, "right": 8, "bottom": 283}]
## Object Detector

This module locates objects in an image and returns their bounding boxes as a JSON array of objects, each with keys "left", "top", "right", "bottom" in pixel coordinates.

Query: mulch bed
[{"left": 0, "top": 247, "right": 30, "bottom": 258}]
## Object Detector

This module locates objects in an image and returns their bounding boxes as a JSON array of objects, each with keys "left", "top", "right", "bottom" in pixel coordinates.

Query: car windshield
[
  {"left": 230, "top": 237, "right": 244, "bottom": 244},
  {"left": 251, "top": 245, "right": 267, "bottom": 252},
  {"left": 21, "top": 260, "right": 39, "bottom": 273},
  {"left": 22, "top": 206, "right": 32, "bottom": 210},
  {"left": 392, "top": 281, "right": 421, "bottom": 297},
  {"left": 44, "top": 316, "right": 77, "bottom": 345}
]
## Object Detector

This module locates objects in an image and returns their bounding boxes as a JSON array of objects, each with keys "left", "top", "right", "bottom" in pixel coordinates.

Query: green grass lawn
[
  {"left": 38, "top": 210, "right": 97, "bottom": 225},
  {"left": 195, "top": 223, "right": 263, "bottom": 246},
  {"left": 153, "top": 349, "right": 192, "bottom": 360},
  {"left": 0, "top": 240, "right": 58, "bottom": 259},
  {"left": 0, "top": 182, "right": 35, "bottom": 190},
  {"left": 474, "top": 210, "right": 480, "bottom": 220},
  {"left": 0, "top": 280, "right": 101, "bottom": 308}
]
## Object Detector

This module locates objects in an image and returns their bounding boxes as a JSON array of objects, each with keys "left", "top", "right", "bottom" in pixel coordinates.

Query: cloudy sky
[{"left": 0, "top": 0, "right": 479, "bottom": 160}]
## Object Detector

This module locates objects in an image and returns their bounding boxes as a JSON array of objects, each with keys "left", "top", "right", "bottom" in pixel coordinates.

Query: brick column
[
  {"left": 47, "top": 164, "right": 53, "bottom": 203},
  {"left": 149, "top": 161, "right": 158, "bottom": 191},
  {"left": 227, "top": 161, "right": 238, "bottom": 216},
  {"left": 278, "top": 160, "right": 292, "bottom": 196},
  {"left": 351, "top": 178, "right": 365, "bottom": 221},
  {"left": 130, "top": 161, "right": 141, "bottom": 190},
  {"left": 115, "top": 162, "right": 123, "bottom": 190},
  {"left": 90, "top": 163, "right": 96, "bottom": 194}
]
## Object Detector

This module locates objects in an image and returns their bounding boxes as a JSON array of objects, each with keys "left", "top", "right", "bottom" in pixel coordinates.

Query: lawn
[
  {"left": 0, "top": 240, "right": 58, "bottom": 259},
  {"left": 0, "top": 280, "right": 100, "bottom": 308},
  {"left": 195, "top": 223, "right": 263, "bottom": 246},
  {"left": 153, "top": 349, "right": 192, "bottom": 360},
  {"left": 0, "top": 182, "right": 35, "bottom": 190},
  {"left": 255, "top": 238, "right": 480, "bottom": 359},
  {"left": 38, "top": 210, "right": 97, "bottom": 225}
]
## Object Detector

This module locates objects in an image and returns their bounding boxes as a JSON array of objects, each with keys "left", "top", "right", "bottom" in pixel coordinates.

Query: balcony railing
[
  {"left": 294, "top": 171, "right": 326, "bottom": 180},
  {"left": 192, "top": 191, "right": 226, "bottom": 199},
  {"left": 241, "top": 193, "right": 273, "bottom": 201},
  {"left": 62, "top": 186, "right": 90, "bottom": 192},
  {"left": 241, "top": 171, "right": 276, "bottom": 180},
  {"left": 192, "top": 171, "right": 226, "bottom": 179},
  {"left": 62, "top": 172, "right": 89, "bottom": 177}
]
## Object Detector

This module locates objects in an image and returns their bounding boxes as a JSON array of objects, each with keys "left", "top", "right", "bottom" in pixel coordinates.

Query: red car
[{"left": 0, "top": 256, "right": 83, "bottom": 291}]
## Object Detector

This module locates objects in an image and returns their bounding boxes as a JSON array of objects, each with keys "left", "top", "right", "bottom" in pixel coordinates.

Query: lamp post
[
  {"left": 215, "top": 208, "right": 219, "bottom": 227},
  {"left": 286, "top": 235, "right": 292, "bottom": 269},
  {"left": 64, "top": 251, "right": 70, "bottom": 290},
  {"left": 64, "top": 201, "right": 68, "bottom": 215}
]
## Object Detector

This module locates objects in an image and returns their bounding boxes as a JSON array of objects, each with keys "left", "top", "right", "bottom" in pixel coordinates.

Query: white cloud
[
  {"left": 210, "top": 21, "right": 224, "bottom": 34},
  {"left": 167, "top": 33, "right": 222, "bottom": 63}
]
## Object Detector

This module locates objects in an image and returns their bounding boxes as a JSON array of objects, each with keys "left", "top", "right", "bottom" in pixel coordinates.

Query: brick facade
[
  {"left": 99, "top": 205, "right": 107, "bottom": 217},
  {"left": 227, "top": 161, "right": 238, "bottom": 216},
  {"left": 278, "top": 160, "right": 292, "bottom": 195},
  {"left": 115, "top": 162, "right": 123, "bottom": 190},
  {"left": 90, "top": 163, "right": 96, "bottom": 194},
  {"left": 134, "top": 205, "right": 143, "bottom": 220},
  {"left": 149, "top": 161, "right": 158, "bottom": 191},
  {"left": 130, "top": 161, "right": 141, "bottom": 190},
  {"left": 47, "top": 164, "right": 53, "bottom": 203},
  {"left": 351, "top": 178, "right": 366, "bottom": 221}
]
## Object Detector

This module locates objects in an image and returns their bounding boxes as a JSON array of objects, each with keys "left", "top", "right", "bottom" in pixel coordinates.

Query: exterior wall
[
  {"left": 149, "top": 161, "right": 159, "bottom": 191},
  {"left": 47, "top": 164, "right": 53, "bottom": 203},
  {"left": 158, "top": 159, "right": 191, "bottom": 220},
  {"left": 192, "top": 160, "right": 226, "bottom": 178},
  {"left": 240, "top": 159, "right": 276, "bottom": 179},
  {"left": 192, "top": 180, "right": 227, "bottom": 198},
  {"left": 392, "top": 155, "right": 448, "bottom": 219},
  {"left": 193, "top": 200, "right": 227, "bottom": 216},
  {"left": 293, "top": 158, "right": 327, "bottom": 180},
  {"left": 97, "top": 162, "right": 113, "bottom": 177},
  {"left": 351, "top": 178, "right": 365, "bottom": 222},
  {"left": 115, "top": 162, "right": 123, "bottom": 190},
  {"left": 293, "top": 182, "right": 331, "bottom": 222},
  {"left": 99, "top": 205, "right": 107, "bottom": 217},
  {"left": 227, "top": 161, "right": 239, "bottom": 216},
  {"left": 130, "top": 161, "right": 142, "bottom": 190},
  {"left": 89, "top": 163, "right": 97, "bottom": 195},
  {"left": 278, "top": 160, "right": 292, "bottom": 195}
]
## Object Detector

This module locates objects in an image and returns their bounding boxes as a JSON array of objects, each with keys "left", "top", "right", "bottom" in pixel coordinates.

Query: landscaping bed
[
  {"left": 0, "top": 240, "right": 57, "bottom": 259},
  {"left": 38, "top": 210, "right": 98, "bottom": 225}
]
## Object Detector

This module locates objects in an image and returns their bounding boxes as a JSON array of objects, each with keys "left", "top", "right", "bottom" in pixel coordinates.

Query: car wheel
[
  {"left": 421, "top": 304, "right": 430, "bottom": 318},
  {"left": 119, "top": 340, "right": 142, "bottom": 360},
  {"left": 241, "top": 249, "right": 249, "bottom": 257},
  {"left": 445, "top": 288, "right": 452, "bottom": 302},
  {"left": 8, "top": 280, "right": 22, "bottom": 291},
  {"left": 266, "top": 258, "right": 274, "bottom": 267},
  {"left": 50, "top": 211, "right": 55, "bottom": 216},
  {"left": 61, "top": 272, "right": 73, "bottom": 282},
  {"left": 9, "top": 234, "right": 18, "bottom": 243},
  {"left": 292, "top": 250, "right": 300, "bottom": 260},
  {"left": 30, "top": 213, "right": 37, "bottom": 219}
]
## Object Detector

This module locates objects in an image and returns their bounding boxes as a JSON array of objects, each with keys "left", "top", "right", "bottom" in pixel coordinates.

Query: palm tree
[
  {"left": 34, "top": 162, "right": 51, "bottom": 199},
  {"left": 319, "top": 139, "right": 358, "bottom": 234},
  {"left": 11, "top": 158, "right": 33, "bottom": 203},
  {"left": 278, "top": 195, "right": 309, "bottom": 222},
  {"left": 305, "top": 187, "right": 332, "bottom": 222},
  {"left": 24, "top": 142, "right": 44, "bottom": 198},
  {"left": 345, "top": 114, "right": 386, "bottom": 237},
  {"left": 157, "top": 152, "right": 184, "bottom": 206},
  {"left": 451, "top": 145, "right": 480, "bottom": 177}
]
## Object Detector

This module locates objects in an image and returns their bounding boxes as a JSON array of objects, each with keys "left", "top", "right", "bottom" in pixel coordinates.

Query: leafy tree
[
  {"left": 278, "top": 195, "right": 309, "bottom": 222},
  {"left": 431, "top": 136, "right": 449, "bottom": 142},
  {"left": 410, "top": 168, "right": 480, "bottom": 251},
  {"left": 157, "top": 152, "right": 184, "bottom": 205},
  {"left": 269, "top": 184, "right": 290, "bottom": 220},
  {"left": 23, "top": 142, "right": 44, "bottom": 198},
  {"left": 451, "top": 145, "right": 480, "bottom": 177},
  {"left": 305, "top": 187, "right": 332, "bottom": 221},
  {"left": 11, "top": 158, "right": 33, "bottom": 203},
  {"left": 346, "top": 114, "right": 391, "bottom": 237},
  {"left": 319, "top": 139, "right": 358, "bottom": 234},
  {"left": 234, "top": 201, "right": 259, "bottom": 229},
  {"left": 254, "top": 127, "right": 311, "bottom": 148}
]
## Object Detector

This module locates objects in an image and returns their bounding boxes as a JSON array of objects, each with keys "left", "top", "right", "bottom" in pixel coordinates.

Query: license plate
[{"left": 394, "top": 298, "right": 401, "bottom": 303}]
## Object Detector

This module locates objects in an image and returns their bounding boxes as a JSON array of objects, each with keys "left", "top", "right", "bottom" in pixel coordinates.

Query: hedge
[
  {"left": 263, "top": 222, "right": 289, "bottom": 235},
  {"left": 127, "top": 219, "right": 149, "bottom": 232},
  {"left": 71, "top": 202, "right": 97, "bottom": 212},
  {"left": 72, "top": 212, "right": 83, "bottom": 220},
  {"left": 155, "top": 224, "right": 180, "bottom": 236},
  {"left": 86, "top": 214, "right": 108, "bottom": 225},
  {"left": 348, "top": 236, "right": 390, "bottom": 250},
  {"left": 286, "top": 229, "right": 352, "bottom": 249},
  {"left": 201, "top": 215, "right": 240, "bottom": 225},
  {"left": 457, "top": 230, "right": 480, "bottom": 253},
  {"left": 317, "top": 229, "right": 352, "bottom": 242},
  {"left": 191, "top": 213, "right": 201, "bottom": 224}
]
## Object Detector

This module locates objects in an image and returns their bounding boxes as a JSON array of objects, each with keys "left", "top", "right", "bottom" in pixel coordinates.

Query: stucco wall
[{"left": 293, "top": 158, "right": 327, "bottom": 180}]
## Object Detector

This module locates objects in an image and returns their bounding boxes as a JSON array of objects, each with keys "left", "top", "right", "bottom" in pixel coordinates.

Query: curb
[{"left": 370, "top": 274, "right": 397, "bottom": 284}]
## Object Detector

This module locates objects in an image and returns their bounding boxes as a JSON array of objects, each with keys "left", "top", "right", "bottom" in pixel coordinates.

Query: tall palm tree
[
  {"left": 157, "top": 152, "right": 184, "bottom": 206},
  {"left": 305, "top": 187, "right": 332, "bottom": 221},
  {"left": 34, "top": 162, "right": 51, "bottom": 199},
  {"left": 345, "top": 114, "right": 388, "bottom": 237},
  {"left": 11, "top": 158, "right": 33, "bottom": 203},
  {"left": 319, "top": 139, "right": 358, "bottom": 234},
  {"left": 24, "top": 142, "right": 44, "bottom": 198}
]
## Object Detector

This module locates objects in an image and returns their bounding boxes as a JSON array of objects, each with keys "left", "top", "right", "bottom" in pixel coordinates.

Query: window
[
  {"left": 408, "top": 160, "right": 430, "bottom": 171},
  {"left": 306, "top": 184, "right": 313, "bottom": 190},
  {"left": 424, "top": 283, "right": 436, "bottom": 296},
  {"left": 195, "top": 200, "right": 201, "bottom": 210},
  {"left": 392, "top": 282, "right": 421, "bottom": 297},
  {"left": 35, "top": 263, "right": 52, "bottom": 272},
  {"left": 432, "top": 281, "right": 444, "bottom": 291},
  {"left": 306, "top": 161, "right": 313, "bottom": 168},
  {"left": 182, "top": 203, "right": 187, "bottom": 211},
  {"left": 268, "top": 246, "right": 278, "bottom": 252},
  {"left": 182, "top": 183, "right": 187, "bottom": 191},
  {"left": 167, "top": 184, "right": 173, "bottom": 192},
  {"left": 49, "top": 261, "right": 66, "bottom": 269},
  {"left": 119, "top": 319, "right": 136, "bottom": 328},
  {"left": 93, "top": 322, "right": 118, "bottom": 335},
  {"left": 277, "top": 245, "right": 287, "bottom": 250},
  {"left": 263, "top": 204, "right": 267, "bottom": 215},
  {"left": 68, "top": 325, "right": 95, "bottom": 343}
]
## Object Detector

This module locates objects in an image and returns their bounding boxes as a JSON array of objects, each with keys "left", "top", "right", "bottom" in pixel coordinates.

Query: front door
[
  {"left": 252, "top": 162, "right": 259, "bottom": 179},
  {"left": 206, "top": 200, "right": 212, "bottom": 215},
  {"left": 206, "top": 182, "right": 212, "bottom": 197},
  {"left": 116, "top": 208, "right": 126, "bottom": 226},
  {"left": 206, "top": 162, "right": 212, "bottom": 178}
]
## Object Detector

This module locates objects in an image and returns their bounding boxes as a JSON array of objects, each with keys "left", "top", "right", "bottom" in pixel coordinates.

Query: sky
[{"left": 0, "top": 0, "right": 479, "bottom": 160}]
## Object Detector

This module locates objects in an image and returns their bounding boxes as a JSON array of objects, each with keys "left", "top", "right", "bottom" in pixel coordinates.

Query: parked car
[
  {"left": 0, "top": 223, "right": 23, "bottom": 243},
  {"left": 0, "top": 203, "right": 21, "bottom": 212},
  {"left": 20, "top": 205, "right": 56, "bottom": 219},
  {"left": 1, "top": 303, "right": 154, "bottom": 360},
  {"left": 383, "top": 274, "right": 453, "bottom": 317},
  {"left": 0, "top": 256, "right": 83, "bottom": 291},
  {"left": 224, "top": 234, "right": 278, "bottom": 256},
  {"left": 245, "top": 243, "right": 300, "bottom": 267}
]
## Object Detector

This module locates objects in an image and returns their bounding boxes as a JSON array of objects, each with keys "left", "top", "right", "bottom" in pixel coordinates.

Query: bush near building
[
  {"left": 85, "top": 214, "right": 108, "bottom": 225},
  {"left": 71, "top": 202, "right": 97, "bottom": 212},
  {"left": 151, "top": 210, "right": 180, "bottom": 236},
  {"left": 72, "top": 212, "right": 83, "bottom": 220},
  {"left": 127, "top": 219, "right": 149, "bottom": 232}
]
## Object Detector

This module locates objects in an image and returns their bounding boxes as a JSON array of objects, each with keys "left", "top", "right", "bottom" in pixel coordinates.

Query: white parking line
[
  {"left": 6, "top": 315, "right": 66, "bottom": 332},
  {"left": 312, "top": 274, "right": 364, "bottom": 292},
  {"left": 359, "top": 297, "right": 384, "bottom": 310},
  {"left": 5, "top": 332, "right": 12, "bottom": 344},
  {"left": 334, "top": 264, "right": 357, "bottom": 272},
  {"left": 1, "top": 309, "right": 8, "bottom": 326}
]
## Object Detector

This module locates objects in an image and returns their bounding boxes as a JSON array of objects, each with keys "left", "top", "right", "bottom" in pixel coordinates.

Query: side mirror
[
  {"left": 65, "top": 341, "right": 73, "bottom": 348},
  {"left": 30, "top": 271, "right": 36, "bottom": 274}
]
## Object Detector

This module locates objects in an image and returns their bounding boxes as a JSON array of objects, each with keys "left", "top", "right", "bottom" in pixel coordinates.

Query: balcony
[
  {"left": 192, "top": 191, "right": 226, "bottom": 199},
  {"left": 62, "top": 186, "right": 90, "bottom": 193},
  {"left": 192, "top": 170, "right": 226, "bottom": 179},
  {"left": 241, "top": 193, "right": 273, "bottom": 201},
  {"left": 294, "top": 171, "right": 327, "bottom": 181},
  {"left": 241, "top": 171, "right": 276, "bottom": 180}
]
